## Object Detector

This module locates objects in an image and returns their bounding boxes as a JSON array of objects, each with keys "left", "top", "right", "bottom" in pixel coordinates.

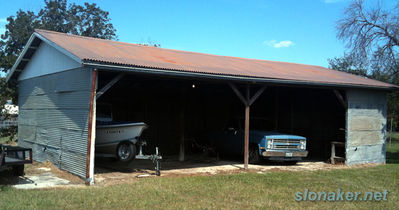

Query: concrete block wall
[{"left": 346, "top": 89, "right": 387, "bottom": 165}]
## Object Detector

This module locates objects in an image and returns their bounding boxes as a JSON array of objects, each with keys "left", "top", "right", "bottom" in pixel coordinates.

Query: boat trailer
[{"left": 135, "top": 140, "right": 162, "bottom": 176}]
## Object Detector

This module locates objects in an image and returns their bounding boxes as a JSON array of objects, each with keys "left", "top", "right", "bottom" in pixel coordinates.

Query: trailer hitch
[{"left": 135, "top": 141, "right": 162, "bottom": 176}]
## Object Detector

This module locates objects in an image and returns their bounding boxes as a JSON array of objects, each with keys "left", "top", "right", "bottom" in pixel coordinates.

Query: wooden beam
[
  {"left": 229, "top": 83, "right": 248, "bottom": 106},
  {"left": 274, "top": 88, "right": 279, "bottom": 131},
  {"left": 96, "top": 73, "right": 125, "bottom": 100},
  {"left": 179, "top": 87, "right": 185, "bottom": 162},
  {"left": 333, "top": 90, "right": 347, "bottom": 109},
  {"left": 244, "top": 85, "right": 250, "bottom": 169},
  {"left": 86, "top": 69, "right": 97, "bottom": 185},
  {"left": 228, "top": 84, "right": 266, "bottom": 170},
  {"left": 249, "top": 86, "right": 266, "bottom": 106}
]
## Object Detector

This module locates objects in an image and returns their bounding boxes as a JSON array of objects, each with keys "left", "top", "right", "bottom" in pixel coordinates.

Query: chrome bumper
[{"left": 262, "top": 150, "right": 308, "bottom": 157}]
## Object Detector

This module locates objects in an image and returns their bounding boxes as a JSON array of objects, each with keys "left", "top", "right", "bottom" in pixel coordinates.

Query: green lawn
[
  {"left": 0, "top": 137, "right": 398, "bottom": 209},
  {"left": 0, "top": 136, "right": 10, "bottom": 144}
]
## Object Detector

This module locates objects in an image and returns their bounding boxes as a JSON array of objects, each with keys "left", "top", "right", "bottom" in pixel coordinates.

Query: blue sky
[{"left": 0, "top": 0, "right": 396, "bottom": 71}]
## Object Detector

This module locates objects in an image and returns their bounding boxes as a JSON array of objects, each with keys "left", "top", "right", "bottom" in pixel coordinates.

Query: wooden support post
[
  {"left": 333, "top": 90, "right": 347, "bottom": 109},
  {"left": 96, "top": 73, "right": 125, "bottom": 100},
  {"left": 244, "top": 86, "right": 250, "bottom": 169},
  {"left": 229, "top": 83, "right": 266, "bottom": 170},
  {"left": 274, "top": 88, "right": 279, "bottom": 131},
  {"left": 179, "top": 88, "right": 185, "bottom": 162},
  {"left": 86, "top": 69, "right": 97, "bottom": 185},
  {"left": 179, "top": 109, "right": 185, "bottom": 162}
]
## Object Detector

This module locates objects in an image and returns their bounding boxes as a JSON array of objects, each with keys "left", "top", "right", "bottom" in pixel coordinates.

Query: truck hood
[{"left": 250, "top": 130, "right": 306, "bottom": 140}]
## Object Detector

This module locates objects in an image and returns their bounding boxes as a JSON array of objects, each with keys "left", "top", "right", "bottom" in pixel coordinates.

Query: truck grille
[
  {"left": 272, "top": 139, "right": 301, "bottom": 149},
  {"left": 273, "top": 139, "right": 301, "bottom": 144}
]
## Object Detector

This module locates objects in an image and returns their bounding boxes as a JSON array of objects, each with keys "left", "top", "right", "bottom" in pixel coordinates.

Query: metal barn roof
[{"left": 7, "top": 29, "right": 397, "bottom": 89}]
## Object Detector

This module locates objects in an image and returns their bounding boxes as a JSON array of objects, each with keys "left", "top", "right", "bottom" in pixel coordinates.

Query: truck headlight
[
  {"left": 300, "top": 141, "right": 306, "bottom": 150},
  {"left": 267, "top": 140, "right": 273, "bottom": 149}
]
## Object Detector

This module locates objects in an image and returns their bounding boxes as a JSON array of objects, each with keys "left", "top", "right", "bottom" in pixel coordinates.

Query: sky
[{"left": 0, "top": 0, "right": 397, "bottom": 74}]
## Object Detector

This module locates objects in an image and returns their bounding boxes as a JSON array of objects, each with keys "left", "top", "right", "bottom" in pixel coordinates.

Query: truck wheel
[
  {"left": 117, "top": 142, "right": 136, "bottom": 162},
  {"left": 249, "top": 145, "right": 261, "bottom": 164},
  {"left": 12, "top": 165, "right": 24, "bottom": 176}
]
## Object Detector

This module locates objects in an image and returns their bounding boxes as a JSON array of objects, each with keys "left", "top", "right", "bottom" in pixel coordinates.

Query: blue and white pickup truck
[{"left": 210, "top": 119, "right": 308, "bottom": 164}]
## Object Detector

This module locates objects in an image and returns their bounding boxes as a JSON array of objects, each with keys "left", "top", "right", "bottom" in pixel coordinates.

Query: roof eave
[
  {"left": 82, "top": 61, "right": 398, "bottom": 91},
  {"left": 6, "top": 33, "right": 37, "bottom": 82},
  {"left": 6, "top": 31, "right": 83, "bottom": 83}
]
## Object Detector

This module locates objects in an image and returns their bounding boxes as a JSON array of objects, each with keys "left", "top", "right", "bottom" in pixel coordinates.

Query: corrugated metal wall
[{"left": 18, "top": 68, "right": 92, "bottom": 177}]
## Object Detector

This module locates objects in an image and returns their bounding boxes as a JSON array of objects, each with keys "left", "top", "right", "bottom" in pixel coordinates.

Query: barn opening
[{"left": 94, "top": 70, "right": 346, "bottom": 168}]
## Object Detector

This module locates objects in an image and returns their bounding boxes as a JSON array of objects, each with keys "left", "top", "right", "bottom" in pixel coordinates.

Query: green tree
[
  {"left": 0, "top": 0, "right": 118, "bottom": 140},
  {"left": 0, "top": 0, "right": 117, "bottom": 75},
  {"left": 328, "top": 54, "right": 368, "bottom": 77}
]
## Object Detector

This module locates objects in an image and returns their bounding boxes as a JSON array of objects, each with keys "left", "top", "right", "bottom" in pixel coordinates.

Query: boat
[{"left": 95, "top": 121, "right": 148, "bottom": 161}]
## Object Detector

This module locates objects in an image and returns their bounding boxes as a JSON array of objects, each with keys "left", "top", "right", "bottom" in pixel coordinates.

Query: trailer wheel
[
  {"left": 117, "top": 142, "right": 136, "bottom": 162},
  {"left": 12, "top": 165, "right": 24, "bottom": 176},
  {"left": 249, "top": 145, "right": 261, "bottom": 164}
]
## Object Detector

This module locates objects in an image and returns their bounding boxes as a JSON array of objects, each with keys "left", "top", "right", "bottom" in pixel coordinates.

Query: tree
[
  {"left": 328, "top": 54, "right": 368, "bottom": 77},
  {"left": 0, "top": 0, "right": 117, "bottom": 74},
  {"left": 0, "top": 0, "right": 118, "bottom": 140},
  {"left": 333, "top": 0, "right": 399, "bottom": 130},
  {"left": 336, "top": 0, "right": 399, "bottom": 75}
]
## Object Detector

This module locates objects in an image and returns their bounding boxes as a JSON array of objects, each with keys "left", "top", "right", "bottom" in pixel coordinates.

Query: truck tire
[
  {"left": 12, "top": 165, "right": 24, "bottom": 176},
  {"left": 116, "top": 142, "right": 136, "bottom": 162},
  {"left": 249, "top": 145, "right": 261, "bottom": 164}
]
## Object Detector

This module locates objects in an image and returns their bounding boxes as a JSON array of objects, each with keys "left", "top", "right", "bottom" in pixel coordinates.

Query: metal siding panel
[
  {"left": 18, "top": 68, "right": 91, "bottom": 178},
  {"left": 18, "top": 42, "right": 81, "bottom": 81}
]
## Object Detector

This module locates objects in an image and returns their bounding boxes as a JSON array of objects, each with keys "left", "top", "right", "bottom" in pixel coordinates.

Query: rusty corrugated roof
[{"left": 16, "top": 29, "right": 399, "bottom": 89}]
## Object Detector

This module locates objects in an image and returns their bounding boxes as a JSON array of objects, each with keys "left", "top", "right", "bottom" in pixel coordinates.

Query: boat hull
[{"left": 95, "top": 122, "right": 147, "bottom": 155}]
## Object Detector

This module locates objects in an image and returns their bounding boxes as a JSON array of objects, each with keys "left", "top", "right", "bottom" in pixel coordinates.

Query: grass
[
  {"left": 0, "top": 135, "right": 398, "bottom": 209},
  {"left": 0, "top": 136, "right": 11, "bottom": 144},
  {"left": 387, "top": 132, "right": 399, "bottom": 164}
]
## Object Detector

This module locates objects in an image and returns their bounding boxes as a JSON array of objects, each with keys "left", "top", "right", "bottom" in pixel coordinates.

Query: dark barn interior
[{"left": 96, "top": 71, "right": 346, "bottom": 161}]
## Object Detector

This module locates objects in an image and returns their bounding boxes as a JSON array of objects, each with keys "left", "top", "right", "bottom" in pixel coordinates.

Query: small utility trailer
[{"left": 0, "top": 144, "right": 33, "bottom": 176}]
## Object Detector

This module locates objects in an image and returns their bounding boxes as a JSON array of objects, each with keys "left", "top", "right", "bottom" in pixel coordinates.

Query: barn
[{"left": 6, "top": 29, "right": 397, "bottom": 184}]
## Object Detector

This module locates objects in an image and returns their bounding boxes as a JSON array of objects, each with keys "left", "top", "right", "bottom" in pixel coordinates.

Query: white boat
[{"left": 95, "top": 121, "right": 148, "bottom": 161}]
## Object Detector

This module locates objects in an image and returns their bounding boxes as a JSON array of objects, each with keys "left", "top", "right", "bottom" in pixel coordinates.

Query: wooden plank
[
  {"left": 96, "top": 73, "right": 125, "bottom": 100},
  {"left": 86, "top": 69, "right": 97, "bottom": 185},
  {"left": 229, "top": 83, "right": 248, "bottom": 106},
  {"left": 179, "top": 88, "right": 185, "bottom": 162},
  {"left": 179, "top": 107, "right": 185, "bottom": 162},
  {"left": 244, "top": 85, "right": 250, "bottom": 169},
  {"left": 244, "top": 105, "right": 249, "bottom": 169},
  {"left": 333, "top": 90, "right": 347, "bottom": 109},
  {"left": 249, "top": 86, "right": 266, "bottom": 106}
]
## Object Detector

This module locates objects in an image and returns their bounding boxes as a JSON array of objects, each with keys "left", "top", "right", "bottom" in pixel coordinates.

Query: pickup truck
[
  {"left": 0, "top": 144, "right": 33, "bottom": 176},
  {"left": 210, "top": 118, "right": 308, "bottom": 164}
]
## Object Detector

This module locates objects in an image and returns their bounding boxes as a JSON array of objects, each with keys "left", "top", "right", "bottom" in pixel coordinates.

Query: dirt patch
[{"left": 24, "top": 161, "right": 84, "bottom": 185}]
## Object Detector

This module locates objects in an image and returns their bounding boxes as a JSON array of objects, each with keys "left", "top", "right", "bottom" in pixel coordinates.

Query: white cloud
[{"left": 263, "top": 40, "right": 295, "bottom": 48}]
